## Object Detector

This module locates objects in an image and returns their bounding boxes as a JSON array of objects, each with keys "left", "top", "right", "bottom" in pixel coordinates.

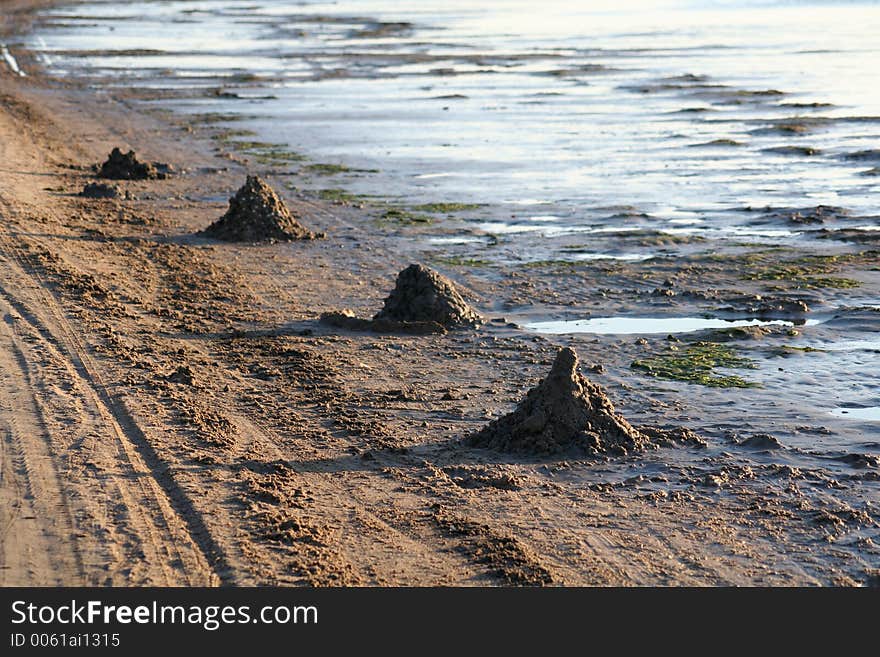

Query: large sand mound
[
  {"left": 200, "top": 175, "right": 321, "bottom": 242},
  {"left": 467, "top": 347, "right": 648, "bottom": 455},
  {"left": 374, "top": 263, "right": 480, "bottom": 328}
]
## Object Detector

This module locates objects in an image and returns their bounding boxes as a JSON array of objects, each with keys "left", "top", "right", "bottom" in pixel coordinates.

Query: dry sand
[{"left": 0, "top": 1, "right": 877, "bottom": 587}]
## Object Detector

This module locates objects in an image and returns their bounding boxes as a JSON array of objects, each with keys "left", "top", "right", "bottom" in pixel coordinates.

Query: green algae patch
[
  {"left": 303, "top": 163, "right": 353, "bottom": 175},
  {"left": 746, "top": 266, "right": 861, "bottom": 290},
  {"left": 225, "top": 140, "right": 277, "bottom": 151},
  {"left": 217, "top": 138, "right": 306, "bottom": 165},
  {"left": 211, "top": 129, "right": 258, "bottom": 144},
  {"left": 246, "top": 148, "right": 306, "bottom": 165},
  {"left": 189, "top": 112, "right": 251, "bottom": 125},
  {"left": 412, "top": 202, "right": 484, "bottom": 213},
  {"left": 314, "top": 188, "right": 364, "bottom": 202},
  {"left": 632, "top": 342, "right": 760, "bottom": 388},
  {"left": 739, "top": 253, "right": 875, "bottom": 290},
  {"left": 379, "top": 208, "right": 433, "bottom": 225},
  {"left": 431, "top": 256, "right": 489, "bottom": 267},
  {"left": 302, "top": 163, "right": 380, "bottom": 175}
]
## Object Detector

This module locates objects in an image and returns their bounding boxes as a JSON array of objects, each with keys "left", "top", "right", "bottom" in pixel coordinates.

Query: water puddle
[
  {"left": 567, "top": 253, "right": 653, "bottom": 262},
  {"left": 414, "top": 173, "right": 458, "bottom": 179},
  {"left": 813, "top": 339, "right": 880, "bottom": 352},
  {"left": 505, "top": 199, "right": 553, "bottom": 206},
  {"left": 663, "top": 226, "right": 801, "bottom": 238},
  {"left": 830, "top": 407, "right": 880, "bottom": 421},
  {"left": 524, "top": 316, "right": 818, "bottom": 335},
  {"left": 425, "top": 236, "right": 486, "bottom": 245},
  {"left": 473, "top": 221, "right": 597, "bottom": 235},
  {"left": 475, "top": 220, "right": 802, "bottom": 240}
]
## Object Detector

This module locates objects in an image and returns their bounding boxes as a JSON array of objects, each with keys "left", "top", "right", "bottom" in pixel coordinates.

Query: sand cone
[
  {"left": 373, "top": 263, "right": 480, "bottom": 328},
  {"left": 98, "top": 147, "right": 159, "bottom": 180},
  {"left": 467, "top": 347, "right": 647, "bottom": 455},
  {"left": 200, "top": 175, "right": 320, "bottom": 242}
]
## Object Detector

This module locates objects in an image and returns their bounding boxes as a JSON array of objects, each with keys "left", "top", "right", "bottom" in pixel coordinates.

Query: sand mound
[
  {"left": 374, "top": 263, "right": 480, "bottom": 328},
  {"left": 200, "top": 176, "right": 320, "bottom": 242},
  {"left": 80, "top": 182, "right": 121, "bottom": 199},
  {"left": 735, "top": 433, "right": 784, "bottom": 450},
  {"left": 98, "top": 147, "right": 162, "bottom": 180},
  {"left": 467, "top": 347, "right": 649, "bottom": 455}
]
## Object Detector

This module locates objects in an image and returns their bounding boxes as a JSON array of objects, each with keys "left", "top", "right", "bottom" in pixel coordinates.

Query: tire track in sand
[
  {"left": 0, "top": 307, "right": 83, "bottom": 585},
  {"left": 0, "top": 215, "right": 226, "bottom": 585}
]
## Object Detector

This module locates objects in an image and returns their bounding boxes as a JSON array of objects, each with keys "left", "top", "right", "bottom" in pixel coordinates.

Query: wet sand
[{"left": 0, "top": 1, "right": 878, "bottom": 586}]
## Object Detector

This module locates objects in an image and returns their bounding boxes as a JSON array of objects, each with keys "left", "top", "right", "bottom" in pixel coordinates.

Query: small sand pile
[
  {"left": 320, "top": 309, "right": 447, "bottom": 335},
  {"left": 318, "top": 263, "right": 477, "bottom": 333},
  {"left": 374, "top": 263, "right": 480, "bottom": 328},
  {"left": 467, "top": 347, "right": 649, "bottom": 455},
  {"left": 166, "top": 365, "right": 195, "bottom": 386},
  {"left": 98, "top": 147, "right": 161, "bottom": 180},
  {"left": 80, "top": 182, "right": 121, "bottom": 199},
  {"left": 200, "top": 176, "right": 320, "bottom": 242}
]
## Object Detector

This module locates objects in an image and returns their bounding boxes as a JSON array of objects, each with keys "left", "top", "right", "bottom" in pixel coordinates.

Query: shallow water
[
  {"left": 524, "top": 316, "right": 815, "bottom": 335},
  {"left": 831, "top": 407, "right": 880, "bottom": 421},
  {"left": 812, "top": 338, "right": 880, "bottom": 351},
  {"left": 23, "top": 0, "right": 880, "bottom": 247}
]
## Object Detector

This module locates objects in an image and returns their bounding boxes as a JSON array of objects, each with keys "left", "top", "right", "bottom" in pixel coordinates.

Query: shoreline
[{"left": 0, "top": 1, "right": 877, "bottom": 586}]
